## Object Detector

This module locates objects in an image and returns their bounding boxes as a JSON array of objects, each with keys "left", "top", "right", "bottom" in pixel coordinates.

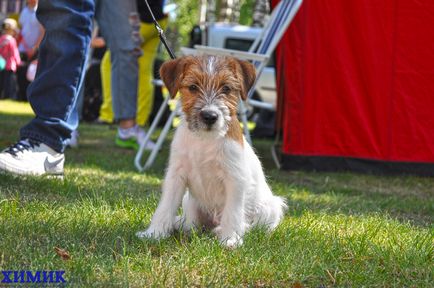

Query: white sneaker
[
  {"left": 0, "top": 139, "right": 64, "bottom": 176},
  {"left": 65, "top": 130, "right": 79, "bottom": 148},
  {"left": 115, "top": 125, "right": 156, "bottom": 151}
]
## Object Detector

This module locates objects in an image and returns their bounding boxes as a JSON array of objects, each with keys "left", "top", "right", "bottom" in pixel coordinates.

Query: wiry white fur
[
  {"left": 137, "top": 119, "right": 287, "bottom": 248},
  {"left": 206, "top": 56, "right": 216, "bottom": 75}
]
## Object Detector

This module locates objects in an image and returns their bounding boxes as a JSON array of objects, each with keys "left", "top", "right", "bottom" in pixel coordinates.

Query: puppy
[{"left": 137, "top": 55, "right": 286, "bottom": 247}]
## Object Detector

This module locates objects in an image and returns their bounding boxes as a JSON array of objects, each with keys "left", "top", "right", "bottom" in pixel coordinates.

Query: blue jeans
[{"left": 20, "top": 0, "right": 139, "bottom": 153}]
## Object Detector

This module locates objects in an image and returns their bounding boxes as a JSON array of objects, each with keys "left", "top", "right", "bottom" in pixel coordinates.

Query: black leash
[{"left": 144, "top": 0, "right": 176, "bottom": 60}]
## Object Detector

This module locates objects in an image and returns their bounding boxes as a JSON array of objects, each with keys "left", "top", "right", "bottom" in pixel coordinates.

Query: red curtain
[{"left": 274, "top": 0, "right": 434, "bottom": 164}]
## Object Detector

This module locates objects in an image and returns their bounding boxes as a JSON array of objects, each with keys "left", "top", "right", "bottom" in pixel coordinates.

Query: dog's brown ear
[
  {"left": 159, "top": 58, "right": 186, "bottom": 98},
  {"left": 236, "top": 59, "right": 256, "bottom": 100}
]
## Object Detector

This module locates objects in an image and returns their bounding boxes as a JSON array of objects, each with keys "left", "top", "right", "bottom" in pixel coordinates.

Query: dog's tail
[{"left": 253, "top": 195, "right": 288, "bottom": 231}]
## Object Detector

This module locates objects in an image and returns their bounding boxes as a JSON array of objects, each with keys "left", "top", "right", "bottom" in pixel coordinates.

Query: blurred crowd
[
  {"left": 0, "top": 0, "right": 43, "bottom": 101},
  {"left": 0, "top": 0, "right": 169, "bottom": 176},
  {"left": 0, "top": 0, "right": 168, "bottom": 149}
]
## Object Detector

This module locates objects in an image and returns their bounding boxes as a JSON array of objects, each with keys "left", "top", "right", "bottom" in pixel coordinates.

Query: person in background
[
  {"left": 0, "top": 18, "right": 21, "bottom": 100},
  {"left": 69, "top": 1, "right": 145, "bottom": 149},
  {"left": 0, "top": 0, "right": 142, "bottom": 177},
  {"left": 98, "top": 0, "right": 167, "bottom": 150},
  {"left": 16, "top": 0, "right": 44, "bottom": 101}
]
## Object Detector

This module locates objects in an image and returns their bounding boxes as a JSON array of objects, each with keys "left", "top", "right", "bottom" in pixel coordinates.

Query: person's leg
[
  {"left": 0, "top": 70, "right": 6, "bottom": 99},
  {"left": 96, "top": 0, "right": 155, "bottom": 150},
  {"left": 19, "top": 0, "right": 94, "bottom": 153},
  {"left": 16, "top": 52, "right": 27, "bottom": 101},
  {"left": 16, "top": 58, "right": 30, "bottom": 101},
  {"left": 7, "top": 71, "right": 19, "bottom": 101},
  {"left": 98, "top": 50, "right": 114, "bottom": 123},
  {"left": 0, "top": 0, "right": 94, "bottom": 176},
  {"left": 96, "top": 0, "right": 140, "bottom": 124},
  {"left": 65, "top": 44, "right": 94, "bottom": 148},
  {"left": 75, "top": 75, "right": 85, "bottom": 123},
  {"left": 65, "top": 81, "right": 85, "bottom": 149},
  {"left": 136, "top": 19, "right": 167, "bottom": 126}
]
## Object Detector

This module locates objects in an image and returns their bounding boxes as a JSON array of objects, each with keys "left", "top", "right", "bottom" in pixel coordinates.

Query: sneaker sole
[{"left": 115, "top": 137, "right": 139, "bottom": 150}]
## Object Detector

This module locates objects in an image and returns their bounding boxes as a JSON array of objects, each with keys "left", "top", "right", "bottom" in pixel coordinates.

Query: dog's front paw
[
  {"left": 213, "top": 226, "right": 243, "bottom": 248},
  {"left": 136, "top": 225, "right": 171, "bottom": 240},
  {"left": 222, "top": 235, "right": 243, "bottom": 248}
]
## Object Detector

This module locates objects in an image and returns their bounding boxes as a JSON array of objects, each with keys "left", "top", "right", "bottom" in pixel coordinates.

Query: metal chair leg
[
  {"left": 134, "top": 94, "right": 171, "bottom": 172},
  {"left": 141, "top": 102, "right": 180, "bottom": 171}
]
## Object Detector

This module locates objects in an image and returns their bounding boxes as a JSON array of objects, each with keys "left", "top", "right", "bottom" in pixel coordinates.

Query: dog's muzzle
[{"left": 200, "top": 110, "right": 218, "bottom": 126}]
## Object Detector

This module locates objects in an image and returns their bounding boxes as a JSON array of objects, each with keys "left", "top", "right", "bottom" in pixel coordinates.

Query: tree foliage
[{"left": 169, "top": 0, "right": 257, "bottom": 50}]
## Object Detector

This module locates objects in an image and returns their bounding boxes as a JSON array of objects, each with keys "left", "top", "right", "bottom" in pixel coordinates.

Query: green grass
[{"left": 0, "top": 99, "right": 433, "bottom": 287}]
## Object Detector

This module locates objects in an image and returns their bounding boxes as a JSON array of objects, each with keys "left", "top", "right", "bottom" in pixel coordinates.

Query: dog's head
[{"left": 159, "top": 55, "right": 256, "bottom": 139}]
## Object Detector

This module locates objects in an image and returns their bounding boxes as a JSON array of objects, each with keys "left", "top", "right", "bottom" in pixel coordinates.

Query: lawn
[{"left": 0, "top": 99, "right": 433, "bottom": 287}]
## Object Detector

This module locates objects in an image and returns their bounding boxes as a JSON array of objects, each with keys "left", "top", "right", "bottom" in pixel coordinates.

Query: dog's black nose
[{"left": 200, "top": 110, "right": 218, "bottom": 125}]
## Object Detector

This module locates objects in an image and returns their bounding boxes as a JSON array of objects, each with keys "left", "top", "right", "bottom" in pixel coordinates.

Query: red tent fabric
[{"left": 273, "top": 0, "right": 434, "bottom": 175}]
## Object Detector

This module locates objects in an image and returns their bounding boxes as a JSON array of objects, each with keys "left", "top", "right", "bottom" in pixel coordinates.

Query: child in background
[{"left": 0, "top": 18, "right": 21, "bottom": 100}]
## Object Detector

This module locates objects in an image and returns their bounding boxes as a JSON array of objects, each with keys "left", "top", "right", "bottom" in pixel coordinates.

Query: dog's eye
[
  {"left": 188, "top": 85, "right": 199, "bottom": 92},
  {"left": 221, "top": 85, "right": 231, "bottom": 94}
]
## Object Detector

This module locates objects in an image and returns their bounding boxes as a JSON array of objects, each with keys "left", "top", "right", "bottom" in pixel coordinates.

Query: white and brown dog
[{"left": 137, "top": 55, "right": 286, "bottom": 247}]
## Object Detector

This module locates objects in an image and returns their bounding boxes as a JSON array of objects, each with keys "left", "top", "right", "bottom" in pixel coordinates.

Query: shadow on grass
[
  {"left": 1, "top": 166, "right": 432, "bottom": 236},
  {"left": 1, "top": 149, "right": 433, "bottom": 231},
  {"left": 0, "top": 171, "right": 161, "bottom": 206},
  {"left": 268, "top": 171, "right": 433, "bottom": 227}
]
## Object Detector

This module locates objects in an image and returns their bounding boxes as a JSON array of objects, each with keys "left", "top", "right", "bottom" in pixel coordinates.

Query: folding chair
[{"left": 135, "top": 0, "right": 303, "bottom": 172}]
